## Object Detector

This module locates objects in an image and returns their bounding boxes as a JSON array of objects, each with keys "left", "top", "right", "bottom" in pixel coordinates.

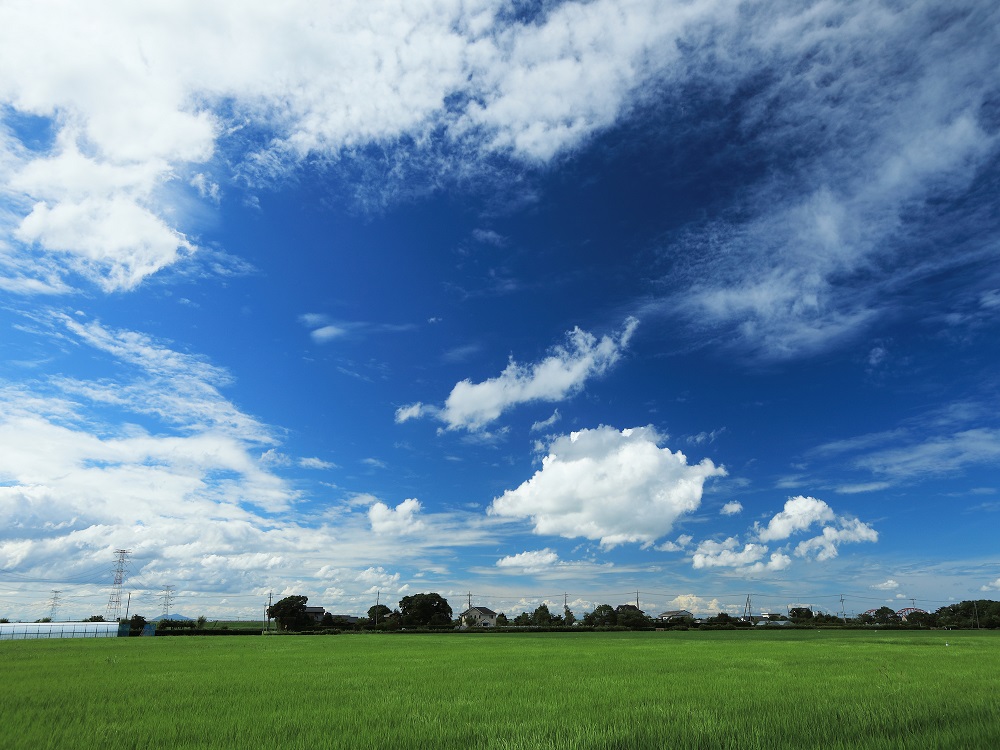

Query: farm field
[{"left": 2, "top": 630, "right": 998, "bottom": 749}]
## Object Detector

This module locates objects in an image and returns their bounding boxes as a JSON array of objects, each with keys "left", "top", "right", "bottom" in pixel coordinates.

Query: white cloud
[
  {"left": 299, "top": 457, "right": 336, "bottom": 470},
  {"left": 655, "top": 534, "right": 693, "bottom": 552},
  {"left": 752, "top": 495, "right": 877, "bottom": 561},
  {"left": 872, "top": 579, "right": 900, "bottom": 591},
  {"left": 0, "top": 1, "right": 729, "bottom": 293},
  {"left": 530, "top": 410, "right": 561, "bottom": 433},
  {"left": 794, "top": 518, "right": 878, "bottom": 562},
  {"left": 665, "top": 595, "right": 723, "bottom": 616},
  {"left": 691, "top": 538, "right": 791, "bottom": 573},
  {"left": 756, "top": 496, "right": 835, "bottom": 542},
  {"left": 354, "top": 566, "right": 402, "bottom": 593},
  {"left": 856, "top": 429, "right": 1000, "bottom": 480},
  {"left": 310, "top": 325, "right": 348, "bottom": 344},
  {"left": 720, "top": 501, "right": 743, "bottom": 516},
  {"left": 368, "top": 498, "right": 425, "bottom": 535},
  {"left": 394, "top": 402, "right": 427, "bottom": 424},
  {"left": 836, "top": 482, "right": 891, "bottom": 494},
  {"left": 980, "top": 578, "right": 1000, "bottom": 592},
  {"left": 495, "top": 548, "right": 559, "bottom": 573},
  {"left": 489, "top": 425, "right": 725, "bottom": 547},
  {"left": 403, "top": 318, "right": 637, "bottom": 431}
]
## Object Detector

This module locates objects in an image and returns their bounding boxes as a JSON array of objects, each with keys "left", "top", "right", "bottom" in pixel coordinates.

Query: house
[
  {"left": 304, "top": 606, "right": 326, "bottom": 624},
  {"left": 460, "top": 606, "right": 498, "bottom": 628},
  {"left": 657, "top": 609, "right": 694, "bottom": 623}
]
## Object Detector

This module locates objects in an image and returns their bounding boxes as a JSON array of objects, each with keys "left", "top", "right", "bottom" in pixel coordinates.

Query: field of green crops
[{"left": 2, "top": 630, "right": 998, "bottom": 749}]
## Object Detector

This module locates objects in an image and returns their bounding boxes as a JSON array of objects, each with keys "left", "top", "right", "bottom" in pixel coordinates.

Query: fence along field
[{"left": 2, "top": 630, "right": 998, "bottom": 749}]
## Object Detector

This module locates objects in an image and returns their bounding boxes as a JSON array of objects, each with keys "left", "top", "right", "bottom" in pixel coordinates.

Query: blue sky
[{"left": 1, "top": 0, "right": 999, "bottom": 622}]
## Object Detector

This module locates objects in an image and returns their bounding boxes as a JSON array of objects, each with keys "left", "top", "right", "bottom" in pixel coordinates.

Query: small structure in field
[
  {"left": 460, "top": 606, "right": 498, "bottom": 628},
  {"left": 657, "top": 609, "right": 694, "bottom": 623}
]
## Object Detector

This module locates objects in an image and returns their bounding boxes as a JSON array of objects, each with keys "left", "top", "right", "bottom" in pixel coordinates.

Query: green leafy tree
[
  {"left": 368, "top": 604, "right": 392, "bottom": 625},
  {"left": 268, "top": 595, "right": 312, "bottom": 631},
  {"left": 399, "top": 593, "right": 452, "bottom": 628},
  {"left": 615, "top": 604, "right": 649, "bottom": 629},
  {"left": 196, "top": 615, "right": 207, "bottom": 627},
  {"left": 495, "top": 613, "right": 509, "bottom": 626},
  {"left": 84, "top": 615, "right": 106, "bottom": 622},
  {"left": 532, "top": 604, "right": 553, "bottom": 626},
  {"left": 564, "top": 607, "right": 576, "bottom": 626},
  {"left": 583, "top": 604, "right": 617, "bottom": 627},
  {"left": 708, "top": 612, "right": 734, "bottom": 624},
  {"left": 129, "top": 614, "right": 147, "bottom": 636},
  {"left": 513, "top": 611, "right": 533, "bottom": 626},
  {"left": 789, "top": 607, "right": 813, "bottom": 622}
]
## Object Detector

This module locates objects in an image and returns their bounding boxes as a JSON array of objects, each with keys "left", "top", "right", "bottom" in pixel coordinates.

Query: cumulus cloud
[
  {"left": 752, "top": 495, "right": 878, "bottom": 561},
  {"left": 495, "top": 548, "right": 559, "bottom": 573},
  {"left": 981, "top": 578, "right": 1000, "bottom": 592},
  {"left": 400, "top": 318, "right": 637, "bottom": 431},
  {"left": 872, "top": 579, "right": 900, "bottom": 591},
  {"left": 368, "top": 498, "right": 425, "bottom": 535},
  {"left": 655, "top": 534, "right": 693, "bottom": 552},
  {"left": 720, "top": 501, "right": 743, "bottom": 516},
  {"left": 489, "top": 425, "right": 725, "bottom": 547},
  {"left": 794, "top": 518, "right": 878, "bottom": 561},
  {"left": 665, "top": 595, "right": 724, "bottom": 616},
  {"left": 755, "top": 496, "right": 835, "bottom": 542},
  {"left": 691, "top": 538, "right": 791, "bottom": 573}
]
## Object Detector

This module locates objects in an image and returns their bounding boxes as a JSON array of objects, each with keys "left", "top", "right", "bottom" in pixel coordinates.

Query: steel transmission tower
[
  {"left": 106, "top": 549, "right": 131, "bottom": 621},
  {"left": 48, "top": 590, "right": 62, "bottom": 620},
  {"left": 160, "top": 585, "right": 175, "bottom": 618}
]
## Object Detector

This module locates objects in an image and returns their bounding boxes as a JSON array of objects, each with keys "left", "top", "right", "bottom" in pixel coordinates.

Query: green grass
[{"left": 2, "top": 630, "right": 998, "bottom": 749}]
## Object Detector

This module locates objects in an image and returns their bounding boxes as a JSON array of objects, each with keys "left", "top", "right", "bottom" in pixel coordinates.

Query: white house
[{"left": 460, "top": 606, "right": 498, "bottom": 628}]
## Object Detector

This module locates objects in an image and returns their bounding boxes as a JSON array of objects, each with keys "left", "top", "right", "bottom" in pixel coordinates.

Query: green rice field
[{"left": 2, "top": 630, "right": 998, "bottom": 749}]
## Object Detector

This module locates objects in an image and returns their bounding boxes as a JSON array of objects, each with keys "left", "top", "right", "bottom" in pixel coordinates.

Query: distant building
[
  {"left": 460, "top": 606, "right": 498, "bottom": 628},
  {"left": 657, "top": 610, "right": 694, "bottom": 623},
  {"left": 304, "top": 606, "right": 326, "bottom": 624}
]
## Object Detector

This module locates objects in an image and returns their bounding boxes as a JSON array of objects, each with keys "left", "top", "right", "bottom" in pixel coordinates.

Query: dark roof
[{"left": 461, "top": 606, "right": 497, "bottom": 617}]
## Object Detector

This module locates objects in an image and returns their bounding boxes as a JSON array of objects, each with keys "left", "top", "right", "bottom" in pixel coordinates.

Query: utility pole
[
  {"left": 48, "top": 590, "right": 62, "bottom": 621},
  {"left": 636, "top": 590, "right": 640, "bottom": 610},
  {"left": 840, "top": 594, "right": 846, "bottom": 623},
  {"left": 265, "top": 591, "right": 273, "bottom": 635},
  {"left": 375, "top": 590, "right": 380, "bottom": 626},
  {"left": 742, "top": 594, "right": 753, "bottom": 623},
  {"left": 105, "top": 549, "right": 131, "bottom": 621},
  {"left": 467, "top": 591, "right": 472, "bottom": 611},
  {"left": 160, "top": 585, "right": 175, "bottom": 618}
]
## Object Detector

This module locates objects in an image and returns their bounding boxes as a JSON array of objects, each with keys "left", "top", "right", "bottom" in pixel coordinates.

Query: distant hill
[{"left": 150, "top": 614, "right": 193, "bottom": 622}]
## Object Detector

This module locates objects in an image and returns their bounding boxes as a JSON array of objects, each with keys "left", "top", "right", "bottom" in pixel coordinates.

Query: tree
[
  {"left": 513, "top": 612, "right": 533, "bottom": 626},
  {"left": 268, "top": 595, "right": 311, "bottom": 631},
  {"left": 496, "top": 613, "right": 509, "bottom": 626},
  {"left": 129, "top": 614, "right": 147, "bottom": 636},
  {"left": 532, "top": 604, "right": 553, "bottom": 626},
  {"left": 583, "top": 604, "right": 617, "bottom": 627},
  {"left": 872, "top": 607, "right": 899, "bottom": 626},
  {"left": 615, "top": 605, "right": 649, "bottom": 629},
  {"left": 399, "top": 593, "right": 452, "bottom": 628},
  {"left": 564, "top": 608, "right": 576, "bottom": 626},
  {"left": 708, "top": 612, "right": 734, "bottom": 625},
  {"left": 789, "top": 607, "right": 813, "bottom": 622},
  {"left": 84, "top": 614, "right": 106, "bottom": 622},
  {"left": 368, "top": 604, "right": 392, "bottom": 625}
]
